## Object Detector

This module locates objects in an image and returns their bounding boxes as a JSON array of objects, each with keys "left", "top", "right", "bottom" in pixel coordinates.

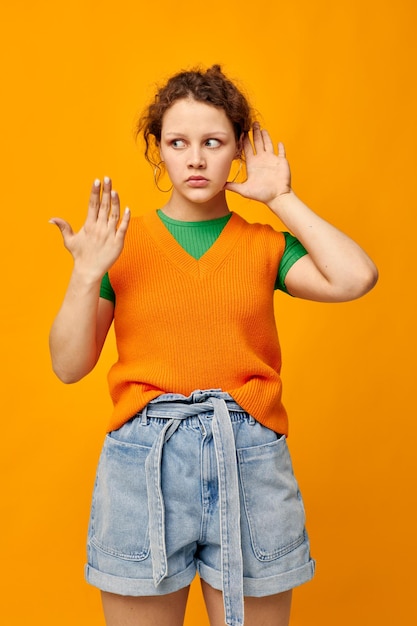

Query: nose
[{"left": 187, "top": 146, "right": 206, "bottom": 169}]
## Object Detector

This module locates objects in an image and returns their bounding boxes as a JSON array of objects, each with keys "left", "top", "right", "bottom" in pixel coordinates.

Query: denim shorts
[{"left": 85, "top": 390, "right": 315, "bottom": 626}]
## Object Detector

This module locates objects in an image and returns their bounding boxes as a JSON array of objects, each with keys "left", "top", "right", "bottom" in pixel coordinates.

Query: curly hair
[{"left": 137, "top": 65, "right": 253, "bottom": 166}]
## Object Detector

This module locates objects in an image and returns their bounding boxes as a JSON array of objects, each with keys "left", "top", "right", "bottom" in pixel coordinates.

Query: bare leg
[
  {"left": 201, "top": 580, "right": 292, "bottom": 626},
  {"left": 101, "top": 587, "right": 190, "bottom": 626}
]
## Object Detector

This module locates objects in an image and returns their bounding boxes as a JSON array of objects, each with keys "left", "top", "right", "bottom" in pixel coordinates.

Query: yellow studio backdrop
[{"left": 1, "top": 1, "right": 415, "bottom": 624}]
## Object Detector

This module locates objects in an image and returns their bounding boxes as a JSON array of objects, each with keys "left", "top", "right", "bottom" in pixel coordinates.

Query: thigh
[
  {"left": 101, "top": 587, "right": 190, "bottom": 626},
  {"left": 201, "top": 580, "right": 292, "bottom": 626}
]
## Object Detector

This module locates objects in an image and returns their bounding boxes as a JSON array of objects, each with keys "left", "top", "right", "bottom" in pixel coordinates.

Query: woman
[{"left": 49, "top": 65, "right": 378, "bottom": 626}]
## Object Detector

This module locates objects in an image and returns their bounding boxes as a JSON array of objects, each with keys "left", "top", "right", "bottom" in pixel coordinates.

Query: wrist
[
  {"left": 267, "top": 189, "right": 296, "bottom": 215},
  {"left": 70, "top": 263, "right": 104, "bottom": 289}
]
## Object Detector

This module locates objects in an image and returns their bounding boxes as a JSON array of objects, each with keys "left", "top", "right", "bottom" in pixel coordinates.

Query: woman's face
[{"left": 159, "top": 98, "right": 239, "bottom": 209}]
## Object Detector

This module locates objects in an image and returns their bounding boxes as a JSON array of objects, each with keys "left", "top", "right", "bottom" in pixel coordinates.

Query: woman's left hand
[{"left": 225, "top": 123, "right": 291, "bottom": 205}]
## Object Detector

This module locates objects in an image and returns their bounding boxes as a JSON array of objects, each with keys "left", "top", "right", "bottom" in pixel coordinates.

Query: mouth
[{"left": 186, "top": 176, "right": 209, "bottom": 187}]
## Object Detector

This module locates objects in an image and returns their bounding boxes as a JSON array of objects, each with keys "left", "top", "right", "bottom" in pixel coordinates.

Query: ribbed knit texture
[
  {"left": 157, "top": 209, "right": 232, "bottom": 259},
  {"left": 107, "top": 210, "right": 288, "bottom": 434}
]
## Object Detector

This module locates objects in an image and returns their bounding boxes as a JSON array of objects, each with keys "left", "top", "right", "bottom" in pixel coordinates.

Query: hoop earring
[
  {"left": 153, "top": 161, "right": 173, "bottom": 193},
  {"left": 229, "top": 158, "right": 243, "bottom": 183}
]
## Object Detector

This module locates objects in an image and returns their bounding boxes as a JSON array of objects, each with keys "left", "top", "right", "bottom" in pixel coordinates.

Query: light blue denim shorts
[{"left": 85, "top": 390, "right": 315, "bottom": 626}]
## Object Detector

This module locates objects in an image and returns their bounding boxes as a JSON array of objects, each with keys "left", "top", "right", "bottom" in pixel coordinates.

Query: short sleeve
[
  {"left": 275, "top": 232, "right": 308, "bottom": 293},
  {"left": 100, "top": 272, "right": 116, "bottom": 304}
]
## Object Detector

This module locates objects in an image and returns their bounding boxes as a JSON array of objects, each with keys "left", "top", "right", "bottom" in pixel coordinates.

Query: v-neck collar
[{"left": 141, "top": 210, "right": 246, "bottom": 279}]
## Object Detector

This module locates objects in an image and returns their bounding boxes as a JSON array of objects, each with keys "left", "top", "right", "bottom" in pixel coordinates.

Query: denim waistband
[{"left": 143, "top": 389, "right": 245, "bottom": 626}]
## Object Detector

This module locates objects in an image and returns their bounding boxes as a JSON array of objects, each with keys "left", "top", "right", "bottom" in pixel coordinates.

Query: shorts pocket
[
  {"left": 89, "top": 434, "right": 150, "bottom": 561},
  {"left": 237, "top": 436, "right": 306, "bottom": 561}
]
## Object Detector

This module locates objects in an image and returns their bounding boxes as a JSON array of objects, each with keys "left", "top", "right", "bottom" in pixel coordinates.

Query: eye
[
  {"left": 205, "top": 138, "right": 221, "bottom": 148},
  {"left": 171, "top": 139, "right": 186, "bottom": 148}
]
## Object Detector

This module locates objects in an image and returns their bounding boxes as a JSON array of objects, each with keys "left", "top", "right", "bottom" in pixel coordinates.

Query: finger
[
  {"left": 115, "top": 207, "right": 131, "bottom": 240},
  {"left": 108, "top": 190, "right": 120, "bottom": 227},
  {"left": 241, "top": 133, "right": 254, "bottom": 162},
  {"left": 278, "top": 142, "right": 286, "bottom": 158},
  {"left": 49, "top": 217, "right": 74, "bottom": 246},
  {"left": 252, "top": 122, "right": 265, "bottom": 153},
  {"left": 97, "top": 176, "right": 112, "bottom": 222},
  {"left": 86, "top": 178, "right": 102, "bottom": 223},
  {"left": 260, "top": 128, "right": 275, "bottom": 152},
  {"left": 224, "top": 181, "right": 238, "bottom": 193},
  {"left": 224, "top": 181, "right": 249, "bottom": 198}
]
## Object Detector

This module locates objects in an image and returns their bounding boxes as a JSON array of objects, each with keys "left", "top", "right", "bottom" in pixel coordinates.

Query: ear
[{"left": 157, "top": 143, "right": 164, "bottom": 162}]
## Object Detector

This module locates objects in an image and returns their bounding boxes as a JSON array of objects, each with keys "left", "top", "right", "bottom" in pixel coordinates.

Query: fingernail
[
  {"left": 125, "top": 207, "right": 130, "bottom": 214},
  {"left": 48, "top": 219, "right": 56, "bottom": 224},
  {"left": 94, "top": 178, "right": 100, "bottom": 187},
  {"left": 104, "top": 176, "right": 110, "bottom": 184}
]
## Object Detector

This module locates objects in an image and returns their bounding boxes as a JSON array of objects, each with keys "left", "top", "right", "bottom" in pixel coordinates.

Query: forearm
[
  {"left": 268, "top": 191, "right": 378, "bottom": 298},
  {"left": 49, "top": 268, "right": 103, "bottom": 383}
]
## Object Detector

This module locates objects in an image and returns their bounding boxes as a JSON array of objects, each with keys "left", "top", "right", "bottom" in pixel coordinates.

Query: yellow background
[{"left": 1, "top": 1, "right": 415, "bottom": 624}]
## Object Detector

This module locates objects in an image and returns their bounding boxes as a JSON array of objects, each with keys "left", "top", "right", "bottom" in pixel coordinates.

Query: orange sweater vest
[{"left": 107, "top": 210, "right": 288, "bottom": 434}]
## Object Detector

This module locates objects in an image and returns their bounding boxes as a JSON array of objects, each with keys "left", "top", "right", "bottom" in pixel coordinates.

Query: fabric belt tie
[{"left": 144, "top": 393, "right": 245, "bottom": 626}]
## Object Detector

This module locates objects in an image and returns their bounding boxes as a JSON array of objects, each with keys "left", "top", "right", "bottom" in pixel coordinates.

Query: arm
[
  {"left": 226, "top": 124, "right": 378, "bottom": 302},
  {"left": 269, "top": 189, "right": 378, "bottom": 301},
  {"left": 49, "top": 177, "right": 130, "bottom": 382}
]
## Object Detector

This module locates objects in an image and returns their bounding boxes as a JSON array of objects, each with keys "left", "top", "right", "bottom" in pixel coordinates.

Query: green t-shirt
[{"left": 99, "top": 210, "right": 308, "bottom": 303}]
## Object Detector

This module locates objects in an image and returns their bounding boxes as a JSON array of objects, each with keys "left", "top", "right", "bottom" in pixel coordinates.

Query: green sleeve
[
  {"left": 275, "top": 232, "right": 308, "bottom": 294},
  {"left": 100, "top": 272, "right": 116, "bottom": 304}
]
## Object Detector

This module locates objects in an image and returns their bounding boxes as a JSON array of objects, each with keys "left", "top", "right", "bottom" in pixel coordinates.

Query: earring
[
  {"left": 153, "top": 161, "right": 173, "bottom": 193},
  {"left": 229, "top": 158, "right": 243, "bottom": 183}
]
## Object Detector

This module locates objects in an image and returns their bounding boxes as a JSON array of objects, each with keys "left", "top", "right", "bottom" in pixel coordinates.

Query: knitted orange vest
[{"left": 107, "top": 210, "right": 288, "bottom": 434}]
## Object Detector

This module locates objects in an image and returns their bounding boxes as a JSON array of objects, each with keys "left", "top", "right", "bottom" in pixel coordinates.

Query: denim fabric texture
[{"left": 85, "top": 390, "right": 315, "bottom": 626}]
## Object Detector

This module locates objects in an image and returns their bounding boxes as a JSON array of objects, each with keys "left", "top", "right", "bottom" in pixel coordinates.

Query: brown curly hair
[{"left": 137, "top": 65, "right": 253, "bottom": 167}]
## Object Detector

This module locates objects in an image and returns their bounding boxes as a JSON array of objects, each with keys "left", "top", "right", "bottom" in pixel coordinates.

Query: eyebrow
[{"left": 163, "top": 131, "right": 231, "bottom": 137}]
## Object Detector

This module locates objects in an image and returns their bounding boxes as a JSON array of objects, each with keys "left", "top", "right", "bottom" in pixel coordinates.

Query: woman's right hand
[{"left": 50, "top": 177, "right": 130, "bottom": 280}]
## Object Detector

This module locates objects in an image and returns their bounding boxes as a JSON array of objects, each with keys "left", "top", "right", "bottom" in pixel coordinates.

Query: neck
[{"left": 161, "top": 190, "right": 230, "bottom": 222}]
